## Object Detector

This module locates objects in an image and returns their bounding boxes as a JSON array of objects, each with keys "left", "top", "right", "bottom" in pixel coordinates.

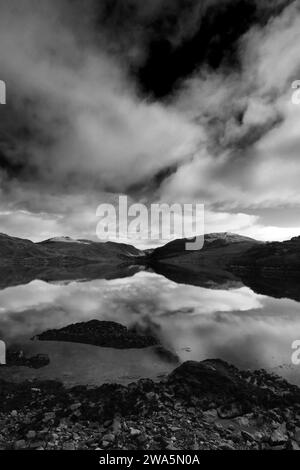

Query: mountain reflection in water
[{"left": 0, "top": 269, "right": 300, "bottom": 386}]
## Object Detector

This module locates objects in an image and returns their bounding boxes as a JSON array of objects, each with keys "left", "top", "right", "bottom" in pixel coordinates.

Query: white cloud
[{"left": 162, "top": 2, "right": 300, "bottom": 213}]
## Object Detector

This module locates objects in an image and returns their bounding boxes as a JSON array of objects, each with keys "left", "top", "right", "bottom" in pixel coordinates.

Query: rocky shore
[{"left": 1, "top": 359, "right": 300, "bottom": 450}]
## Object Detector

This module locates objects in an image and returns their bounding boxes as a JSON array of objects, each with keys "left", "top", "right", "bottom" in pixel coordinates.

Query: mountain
[
  {"left": 148, "top": 232, "right": 262, "bottom": 269},
  {"left": 0, "top": 233, "right": 143, "bottom": 268},
  {"left": 147, "top": 232, "right": 300, "bottom": 300},
  {"left": 1, "top": 232, "right": 300, "bottom": 299},
  {"left": 0, "top": 233, "right": 48, "bottom": 261},
  {"left": 229, "top": 236, "right": 300, "bottom": 273}
]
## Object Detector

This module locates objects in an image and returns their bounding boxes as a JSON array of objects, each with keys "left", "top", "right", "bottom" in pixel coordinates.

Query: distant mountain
[
  {"left": 229, "top": 236, "right": 300, "bottom": 272},
  {"left": 0, "top": 233, "right": 47, "bottom": 261},
  {"left": 0, "top": 233, "right": 143, "bottom": 268},
  {"left": 147, "top": 232, "right": 262, "bottom": 273},
  {"left": 149, "top": 232, "right": 260, "bottom": 260},
  {"left": 1, "top": 232, "right": 300, "bottom": 299},
  {"left": 148, "top": 231, "right": 300, "bottom": 277},
  {"left": 146, "top": 232, "right": 300, "bottom": 300}
]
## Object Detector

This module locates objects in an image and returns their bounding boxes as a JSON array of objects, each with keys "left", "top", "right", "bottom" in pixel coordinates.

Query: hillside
[
  {"left": 148, "top": 232, "right": 262, "bottom": 271},
  {"left": 0, "top": 233, "right": 143, "bottom": 268}
]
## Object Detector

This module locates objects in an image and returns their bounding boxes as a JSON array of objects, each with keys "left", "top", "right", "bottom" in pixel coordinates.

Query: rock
[
  {"left": 102, "top": 433, "right": 115, "bottom": 443},
  {"left": 294, "top": 427, "right": 300, "bottom": 443},
  {"left": 29, "top": 441, "right": 44, "bottom": 450},
  {"left": 269, "top": 428, "right": 289, "bottom": 446},
  {"left": 2, "top": 356, "right": 300, "bottom": 451},
  {"left": 63, "top": 442, "right": 76, "bottom": 450},
  {"left": 70, "top": 403, "right": 81, "bottom": 411},
  {"left": 113, "top": 416, "right": 122, "bottom": 435},
  {"left": 220, "top": 442, "right": 235, "bottom": 450},
  {"left": 234, "top": 416, "right": 250, "bottom": 427},
  {"left": 241, "top": 430, "right": 256, "bottom": 442},
  {"left": 146, "top": 392, "right": 156, "bottom": 400},
  {"left": 202, "top": 409, "right": 218, "bottom": 422},
  {"left": 169, "top": 426, "right": 181, "bottom": 432},
  {"left": 192, "top": 438, "right": 200, "bottom": 450},
  {"left": 271, "top": 444, "right": 287, "bottom": 451},
  {"left": 288, "top": 440, "right": 300, "bottom": 450},
  {"left": 7, "top": 350, "right": 50, "bottom": 369},
  {"left": 137, "top": 434, "right": 148, "bottom": 446},
  {"left": 14, "top": 440, "right": 26, "bottom": 450},
  {"left": 36, "top": 320, "right": 158, "bottom": 349},
  {"left": 218, "top": 403, "right": 242, "bottom": 419},
  {"left": 166, "top": 443, "right": 179, "bottom": 450},
  {"left": 130, "top": 428, "right": 141, "bottom": 437},
  {"left": 44, "top": 412, "right": 55, "bottom": 422}
]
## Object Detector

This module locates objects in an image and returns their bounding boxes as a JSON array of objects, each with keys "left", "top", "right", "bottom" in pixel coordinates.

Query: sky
[{"left": 0, "top": 0, "right": 300, "bottom": 246}]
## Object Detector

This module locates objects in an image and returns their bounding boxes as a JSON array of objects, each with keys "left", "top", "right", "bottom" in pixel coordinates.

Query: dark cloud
[
  {"left": 89, "top": 0, "right": 294, "bottom": 98},
  {"left": 0, "top": 0, "right": 299, "bottom": 243}
]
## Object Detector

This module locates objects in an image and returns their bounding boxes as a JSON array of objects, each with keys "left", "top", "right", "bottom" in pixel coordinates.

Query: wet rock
[
  {"left": 1, "top": 358, "right": 300, "bottom": 450},
  {"left": 203, "top": 409, "right": 218, "bottom": 422},
  {"left": 166, "top": 443, "right": 179, "bottom": 450},
  {"left": 26, "top": 430, "right": 36, "bottom": 439},
  {"left": 218, "top": 403, "right": 242, "bottom": 419},
  {"left": 35, "top": 320, "right": 158, "bottom": 349},
  {"left": 44, "top": 412, "right": 56, "bottom": 422},
  {"left": 234, "top": 416, "right": 250, "bottom": 427},
  {"left": 112, "top": 415, "right": 122, "bottom": 435},
  {"left": 102, "top": 433, "right": 115, "bottom": 443},
  {"left": 7, "top": 350, "right": 49, "bottom": 369},
  {"left": 130, "top": 428, "right": 142, "bottom": 437},
  {"left": 288, "top": 440, "right": 300, "bottom": 450},
  {"left": 220, "top": 442, "right": 236, "bottom": 450},
  {"left": 269, "top": 428, "right": 289, "bottom": 446},
  {"left": 241, "top": 430, "right": 256, "bottom": 442},
  {"left": 70, "top": 403, "right": 81, "bottom": 411},
  {"left": 63, "top": 442, "right": 76, "bottom": 450},
  {"left": 294, "top": 428, "right": 300, "bottom": 443},
  {"left": 29, "top": 442, "right": 44, "bottom": 449},
  {"left": 14, "top": 440, "right": 26, "bottom": 450}
]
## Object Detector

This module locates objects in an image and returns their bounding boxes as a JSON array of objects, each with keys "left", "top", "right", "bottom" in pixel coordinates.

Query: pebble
[
  {"left": 63, "top": 442, "right": 76, "bottom": 450},
  {"left": 130, "top": 428, "right": 142, "bottom": 437},
  {"left": 269, "top": 428, "right": 289, "bottom": 446},
  {"left": 14, "top": 440, "right": 26, "bottom": 450},
  {"left": 70, "top": 403, "right": 81, "bottom": 411},
  {"left": 102, "top": 433, "right": 115, "bottom": 442}
]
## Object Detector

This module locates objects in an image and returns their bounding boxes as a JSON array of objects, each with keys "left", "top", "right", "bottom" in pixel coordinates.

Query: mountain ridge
[{"left": 1, "top": 232, "right": 300, "bottom": 299}]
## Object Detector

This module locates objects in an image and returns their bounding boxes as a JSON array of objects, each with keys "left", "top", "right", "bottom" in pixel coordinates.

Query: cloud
[
  {"left": 0, "top": 0, "right": 198, "bottom": 194},
  {"left": 0, "top": 0, "right": 299, "bottom": 243},
  {"left": 161, "top": 1, "right": 300, "bottom": 213}
]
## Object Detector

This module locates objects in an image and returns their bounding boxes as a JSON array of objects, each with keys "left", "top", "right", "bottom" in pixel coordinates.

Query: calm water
[{"left": 0, "top": 271, "right": 300, "bottom": 386}]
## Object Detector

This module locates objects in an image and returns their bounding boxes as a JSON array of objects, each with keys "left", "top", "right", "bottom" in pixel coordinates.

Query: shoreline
[{"left": 1, "top": 359, "right": 300, "bottom": 450}]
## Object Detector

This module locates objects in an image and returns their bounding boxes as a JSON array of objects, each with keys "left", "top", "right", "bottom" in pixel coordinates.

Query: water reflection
[{"left": 0, "top": 271, "right": 300, "bottom": 385}]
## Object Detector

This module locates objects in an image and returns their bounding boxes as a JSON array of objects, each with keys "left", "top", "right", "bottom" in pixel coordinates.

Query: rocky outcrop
[
  {"left": 5, "top": 350, "right": 50, "bottom": 369},
  {"left": 1, "top": 359, "right": 300, "bottom": 450},
  {"left": 34, "top": 320, "right": 159, "bottom": 349}
]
